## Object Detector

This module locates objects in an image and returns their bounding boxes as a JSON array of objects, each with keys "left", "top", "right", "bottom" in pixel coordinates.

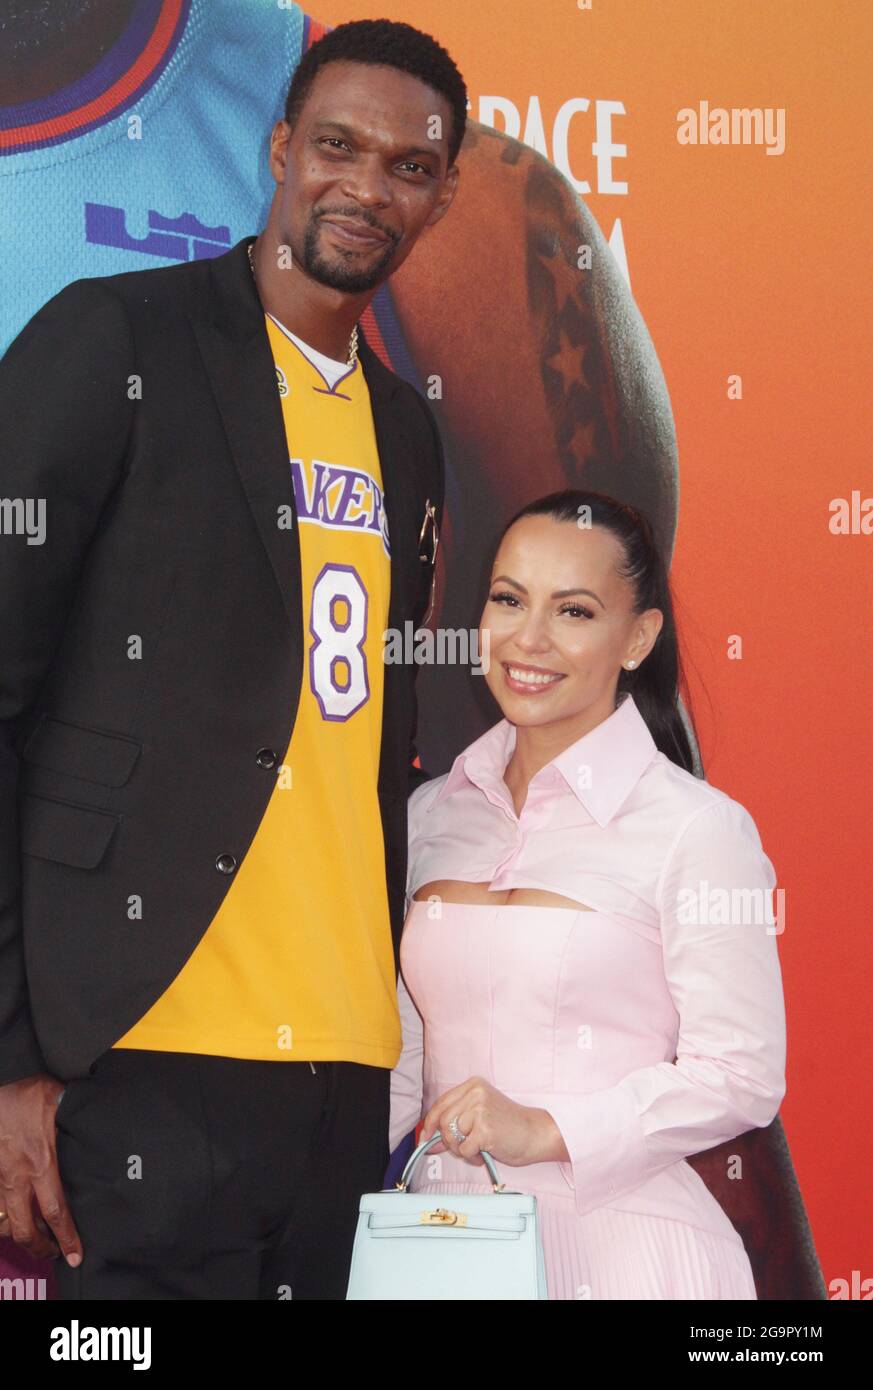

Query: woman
[{"left": 389, "top": 489, "right": 786, "bottom": 1300}]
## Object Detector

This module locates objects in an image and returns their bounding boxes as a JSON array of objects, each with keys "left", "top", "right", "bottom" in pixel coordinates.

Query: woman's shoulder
[
  {"left": 641, "top": 753, "right": 774, "bottom": 890},
  {"left": 406, "top": 774, "right": 454, "bottom": 861},
  {"left": 406, "top": 718, "right": 508, "bottom": 823},
  {"left": 408, "top": 772, "right": 451, "bottom": 819},
  {"left": 642, "top": 752, "right": 767, "bottom": 845}
]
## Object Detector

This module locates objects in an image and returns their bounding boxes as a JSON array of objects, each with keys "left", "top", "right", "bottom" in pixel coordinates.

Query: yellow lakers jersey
[{"left": 113, "top": 311, "right": 401, "bottom": 1066}]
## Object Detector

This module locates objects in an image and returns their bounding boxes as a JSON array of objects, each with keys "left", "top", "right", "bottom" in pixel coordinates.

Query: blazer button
[
  {"left": 215, "top": 854, "right": 237, "bottom": 875},
  {"left": 255, "top": 747, "right": 278, "bottom": 769}
]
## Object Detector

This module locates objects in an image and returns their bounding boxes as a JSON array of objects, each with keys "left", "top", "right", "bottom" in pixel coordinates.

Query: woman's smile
[{"left": 501, "top": 659, "right": 567, "bottom": 694}]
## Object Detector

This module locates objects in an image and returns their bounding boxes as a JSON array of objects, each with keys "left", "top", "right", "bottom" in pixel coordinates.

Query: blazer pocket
[
  {"left": 20, "top": 793, "right": 120, "bottom": 869},
  {"left": 21, "top": 715, "right": 141, "bottom": 788}
]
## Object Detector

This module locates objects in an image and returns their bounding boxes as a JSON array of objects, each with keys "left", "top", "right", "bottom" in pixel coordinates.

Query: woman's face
[{"left": 479, "top": 515, "right": 663, "bottom": 737}]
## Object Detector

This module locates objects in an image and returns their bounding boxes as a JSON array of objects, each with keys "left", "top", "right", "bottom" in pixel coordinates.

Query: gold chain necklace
[{"left": 247, "top": 240, "right": 359, "bottom": 368}]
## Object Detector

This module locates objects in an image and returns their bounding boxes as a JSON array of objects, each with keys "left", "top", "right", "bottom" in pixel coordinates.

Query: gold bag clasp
[{"left": 420, "top": 1207, "right": 467, "bottom": 1226}]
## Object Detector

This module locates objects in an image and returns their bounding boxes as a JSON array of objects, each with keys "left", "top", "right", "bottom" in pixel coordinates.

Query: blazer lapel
[
  {"left": 189, "top": 237, "right": 301, "bottom": 634},
  {"left": 189, "top": 236, "right": 425, "bottom": 642}
]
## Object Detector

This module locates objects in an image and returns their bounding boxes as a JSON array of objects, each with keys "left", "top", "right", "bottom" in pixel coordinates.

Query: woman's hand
[{"left": 419, "top": 1076, "right": 570, "bottom": 1169}]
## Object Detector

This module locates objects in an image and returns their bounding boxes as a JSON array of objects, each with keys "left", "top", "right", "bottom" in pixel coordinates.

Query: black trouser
[{"left": 53, "top": 1048, "right": 389, "bottom": 1300}]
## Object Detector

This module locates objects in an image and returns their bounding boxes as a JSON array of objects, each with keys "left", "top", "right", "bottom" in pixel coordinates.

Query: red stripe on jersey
[{"left": 0, "top": 0, "right": 185, "bottom": 149}]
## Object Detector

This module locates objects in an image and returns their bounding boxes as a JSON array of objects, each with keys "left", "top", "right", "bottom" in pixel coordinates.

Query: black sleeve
[{"left": 0, "top": 278, "right": 135, "bottom": 1084}]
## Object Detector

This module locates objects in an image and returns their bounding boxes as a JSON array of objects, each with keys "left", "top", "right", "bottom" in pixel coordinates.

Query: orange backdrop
[{"left": 323, "top": 0, "right": 872, "bottom": 1293}]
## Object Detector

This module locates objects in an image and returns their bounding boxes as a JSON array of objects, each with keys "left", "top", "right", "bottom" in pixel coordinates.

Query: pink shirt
[{"left": 390, "top": 692, "right": 787, "bottom": 1234}]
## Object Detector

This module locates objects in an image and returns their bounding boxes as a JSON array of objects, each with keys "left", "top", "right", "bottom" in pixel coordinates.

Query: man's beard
[{"left": 301, "top": 214, "right": 398, "bottom": 294}]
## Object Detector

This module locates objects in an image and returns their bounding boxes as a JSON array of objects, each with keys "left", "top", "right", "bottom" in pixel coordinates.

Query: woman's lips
[{"left": 501, "top": 661, "right": 566, "bottom": 695}]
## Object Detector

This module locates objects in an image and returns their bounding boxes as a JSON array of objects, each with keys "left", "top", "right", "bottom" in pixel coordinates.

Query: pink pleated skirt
[{"left": 413, "top": 1180, "right": 758, "bottom": 1300}]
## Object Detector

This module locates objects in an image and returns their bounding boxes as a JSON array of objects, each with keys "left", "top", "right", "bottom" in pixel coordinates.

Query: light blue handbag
[{"left": 345, "top": 1132, "right": 548, "bottom": 1300}]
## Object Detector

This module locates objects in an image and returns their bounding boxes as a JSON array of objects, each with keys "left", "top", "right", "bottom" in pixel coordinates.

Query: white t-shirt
[{"left": 266, "top": 311, "right": 353, "bottom": 390}]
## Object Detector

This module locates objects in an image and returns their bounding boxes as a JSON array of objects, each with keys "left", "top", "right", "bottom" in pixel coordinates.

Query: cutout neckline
[{"left": 409, "top": 899, "right": 597, "bottom": 916}]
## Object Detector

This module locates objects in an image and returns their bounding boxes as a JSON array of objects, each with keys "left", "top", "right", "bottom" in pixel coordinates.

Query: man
[{"left": 0, "top": 18, "right": 460, "bottom": 1299}]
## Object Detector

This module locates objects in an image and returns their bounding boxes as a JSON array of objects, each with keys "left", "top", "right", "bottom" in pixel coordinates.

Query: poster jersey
[
  {"left": 0, "top": 0, "right": 314, "bottom": 355},
  {"left": 114, "top": 312, "right": 400, "bottom": 1065}
]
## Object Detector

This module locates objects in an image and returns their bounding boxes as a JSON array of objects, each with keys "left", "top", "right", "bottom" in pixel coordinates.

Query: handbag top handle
[{"left": 395, "top": 1132, "right": 505, "bottom": 1192}]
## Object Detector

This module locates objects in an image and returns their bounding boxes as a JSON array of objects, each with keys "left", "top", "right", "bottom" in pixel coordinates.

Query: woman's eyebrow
[{"left": 491, "top": 575, "right": 605, "bottom": 609}]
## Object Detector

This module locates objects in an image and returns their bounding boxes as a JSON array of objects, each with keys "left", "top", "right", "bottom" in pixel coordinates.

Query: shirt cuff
[{"left": 541, "top": 1084, "right": 649, "bottom": 1216}]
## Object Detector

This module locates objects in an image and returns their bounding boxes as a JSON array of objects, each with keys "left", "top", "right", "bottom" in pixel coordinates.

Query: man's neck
[{"left": 249, "top": 236, "right": 372, "bottom": 364}]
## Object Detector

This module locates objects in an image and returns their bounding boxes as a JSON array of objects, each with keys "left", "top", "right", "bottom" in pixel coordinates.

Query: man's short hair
[{"left": 285, "top": 18, "right": 468, "bottom": 168}]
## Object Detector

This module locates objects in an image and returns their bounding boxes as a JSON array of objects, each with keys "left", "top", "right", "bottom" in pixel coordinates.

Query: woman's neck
[{"left": 502, "top": 695, "right": 620, "bottom": 813}]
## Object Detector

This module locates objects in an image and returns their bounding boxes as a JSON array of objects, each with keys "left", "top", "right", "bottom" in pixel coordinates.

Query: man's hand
[{"left": 0, "top": 1074, "right": 83, "bottom": 1265}]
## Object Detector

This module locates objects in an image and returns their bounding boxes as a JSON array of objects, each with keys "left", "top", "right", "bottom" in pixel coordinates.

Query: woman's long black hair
[{"left": 494, "top": 489, "right": 700, "bottom": 775}]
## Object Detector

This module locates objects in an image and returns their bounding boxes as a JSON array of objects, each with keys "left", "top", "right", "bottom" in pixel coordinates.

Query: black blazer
[{"left": 0, "top": 236, "right": 443, "bottom": 1086}]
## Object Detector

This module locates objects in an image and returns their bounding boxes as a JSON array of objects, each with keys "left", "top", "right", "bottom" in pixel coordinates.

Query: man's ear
[
  {"left": 268, "top": 119, "right": 291, "bottom": 184},
  {"left": 425, "top": 163, "right": 460, "bottom": 232}
]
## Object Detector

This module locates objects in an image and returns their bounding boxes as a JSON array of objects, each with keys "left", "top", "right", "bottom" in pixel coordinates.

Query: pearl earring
[{"left": 625, "top": 660, "right": 637, "bottom": 669}]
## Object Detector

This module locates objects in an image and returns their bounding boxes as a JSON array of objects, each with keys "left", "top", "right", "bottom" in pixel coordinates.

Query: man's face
[{"left": 269, "top": 60, "right": 459, "bottom": 294}]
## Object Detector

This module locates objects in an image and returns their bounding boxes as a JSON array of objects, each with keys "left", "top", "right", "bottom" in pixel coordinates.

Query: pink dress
[{"left": 389, "top": 694, "right": 786, "bottom": 1301}]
